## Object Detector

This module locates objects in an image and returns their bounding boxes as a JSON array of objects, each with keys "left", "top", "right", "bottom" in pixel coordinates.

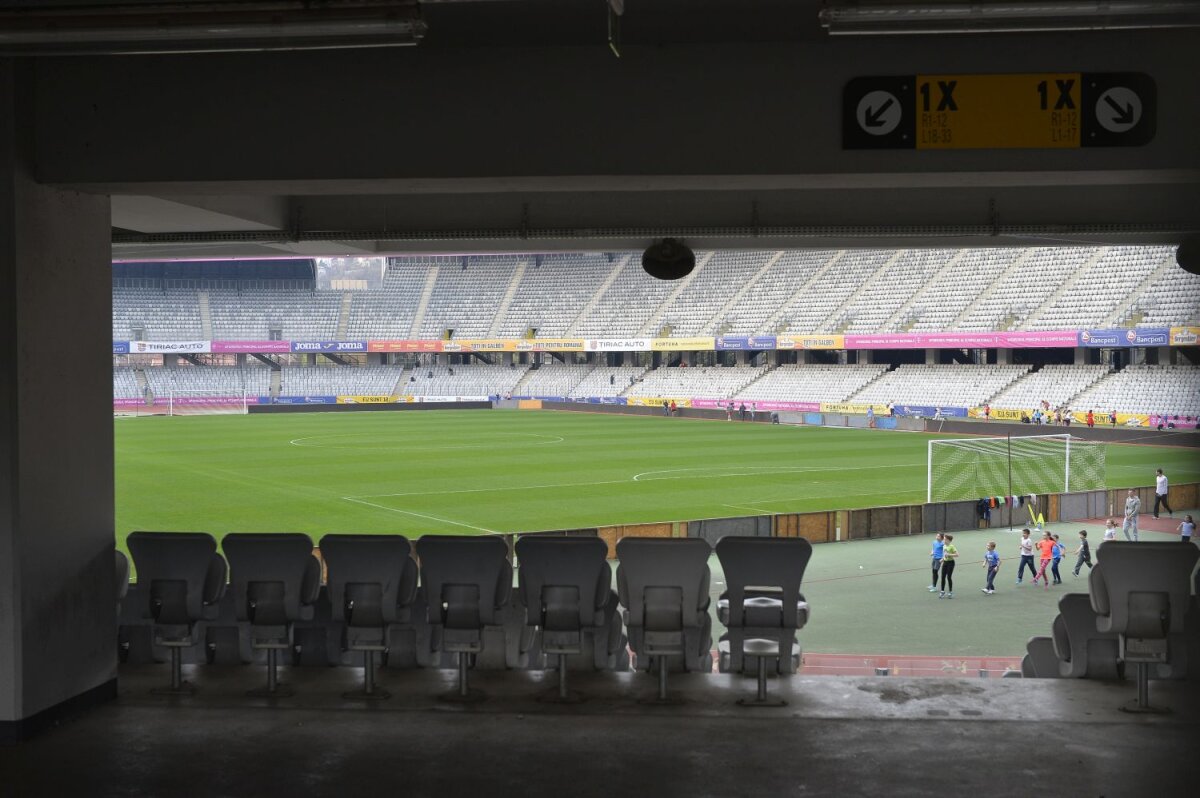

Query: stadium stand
[
  {"left": 512, "top": 363, "right": 596, "bottom": 398},
  {"left": 842, "top": 249, "right": 958, "bottom": 333},
  {"left": 955, "top": 247, "right": 1096, "bottom": 331},
  {"left": 280, "top": 365, "right": 404, "bottom": 397},
  {"left": 207, "top": 288, "right": 342, "bottom": 340},
  {"left": 142, "top": 366, "right": 271, "bottom": 397},
  {"left": 647, "top": 251, "right": 772, "bottom": 336},
  {"left": 571, "top": 254, "right": 680, "bottom": 337},
  {"left": 720, "top": 250, "right": 834, "bottom": 335},
  {"left": 782, "top": 250, "right": 894, "bottom": 334},
  {"left": 1026, "top": 247, "right": 1173, "bottom": 331},
  {"left": 417, "top": 256, "right": 522, "bottom": 339},
  {"left": 569, "top": 365, "right": 650, "bottom": 398},
  {"left": 625, "top": 364, "right": 768, "bottom": 399},
  {"left": 112, "top": 367, "right": 143, "bottom": 399},
  {"left": 496, "top": 254, "right": 616, "bottom": 337},
  {"left": 907, "top": 249, "right": 1026, "bottom": 332},
  {"left": 735, "top": 363, "right": 888, "bottom": 403},
  {"left": 849, "top": 364, "right": 1031, "bottom": 408},
  {"left": 1070, "top": 364, "right": 1200, "bottom": 417},
  {"left": 1132, "top": 262, "right": 1200, "bottom": 328},
  {"left": 346, "top": 261, "right": 436, "bottom": 338},
  {"left": 113, "top": 287, "right": 205, "bottom": 340},
  {"left": 405, "top": 363, "right": 528, "bottom": 398},
  {"left": 987, "top": 365, "right": 1111, "bottom": 411}
]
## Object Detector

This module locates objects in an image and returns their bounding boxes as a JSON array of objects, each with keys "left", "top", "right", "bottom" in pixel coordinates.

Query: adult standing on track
[
  {"left": 1153, "top": 468, "right": 1173, "bottom": 519},
  {"left": 867, "top": 404, "right": 876, "bottom": 428},
  {"left": 1123, "top": 489, "right": 1141, "bottom": 541}
]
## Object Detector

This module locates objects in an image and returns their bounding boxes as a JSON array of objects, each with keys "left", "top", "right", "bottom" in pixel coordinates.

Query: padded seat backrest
[
  {"left": 1091, "top": 542, "right": 1199, "bottom": 635},
  {"left": 1024, "top": 635, "right": 1059, "bottom": 678},
  {"left": 616, "top": 538, "right": 711, "bottom": 629},
  {"left": 416, "top": 535, "right": 512, "bottom": 627},
  {"left": 320, "top": 534, "right": 419, "bottom": 626},
  {"left": 715, "top": 536, "right": 812, "bottom": 630},
  {"left": 515, "top": 536, "right": 610, "bottom": 628},
  {"left": 1053, "top": 592, "right": 1121, "bottom": 679},
  {"left": 223, "top": 533, "right": 321, "bottom": 624},
  {"left": 127, "top": 532, "right": 226, "bottom": 622}
]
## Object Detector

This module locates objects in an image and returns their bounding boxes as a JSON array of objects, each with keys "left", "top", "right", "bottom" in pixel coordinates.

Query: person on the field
[
  {"left": 1086, "top": 409, "right": 1095, "bottom": 428},
  {"left": 750, "top": 402, "right": 757, "bottom": 421},
  {"left": 929, "top": 533, "right": 944, "bottom": 592},
  {"left": 1032, "top": 532, "right": 1055, "bottom": 589},
  {"left": 1153, "top": 468, "right": 1173, "bottom": 518},
  {"left": 867, "top": 404, "right": 876, "bottom": 428},
  {"left": 739, "top": 402, "right": 747, "bottom": 421},
  {"left": 726, "top": 401, "right": 733, "bottom": 421},
  {"left": 1123, "top": 489, "right": 1140, "bottom": 541},
  {"left": 1016, "top": 528, "right": 1037, "bottom": 584},
  {"left": 1072, "top": 530, "right": 1092, "bottom": 576},
  {"left": 938, "top": 535, "right": 958, "bottom": 598},
  {"left": 1109, "top": 410, "right": 1118, "bottom": 427},
  {"left": 1050, "top": 534, "right": 1063, "bottom": 584},
  {"left": 981, "top": 541, "right": 1000, "bottom": 595},
  {"left": 1103, "top": 518, "right": 1118, "bottom": 542},
  {"left": 662, "top": 400, "right": 670, "bottom": 416},
  {"left": 1179, "top": 515, "right": 1195, "bottom": 544}
]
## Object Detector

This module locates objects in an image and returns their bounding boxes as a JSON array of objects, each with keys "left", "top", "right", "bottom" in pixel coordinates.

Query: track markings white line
[{"left": 342, "top": 496, "right": 499, "bottom": 534}]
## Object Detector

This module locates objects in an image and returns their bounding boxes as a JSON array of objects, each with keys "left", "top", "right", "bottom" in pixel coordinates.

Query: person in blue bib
[
  {"left": 1050, "top": 534, "right": 1064, "bottom": 585},
  {"left": 929, "top": 533, "right": 944, "bottom": 593}
]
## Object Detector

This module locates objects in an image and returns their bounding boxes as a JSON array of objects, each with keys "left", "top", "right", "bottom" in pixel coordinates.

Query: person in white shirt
[
  {"left": 1103, "top": 518, "right": 1118, "bottom": 542},
  {"left": 1123, "top": 489, "right": 1141, "bottom": 542},
  {"left": 1153, "top": 468, "right": 1173, "bottom": 519}
]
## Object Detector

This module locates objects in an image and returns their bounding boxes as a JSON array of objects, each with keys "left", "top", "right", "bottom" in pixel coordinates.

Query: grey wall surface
[{"left": 1, "top": 61, "right": 116, "bottom": 730}]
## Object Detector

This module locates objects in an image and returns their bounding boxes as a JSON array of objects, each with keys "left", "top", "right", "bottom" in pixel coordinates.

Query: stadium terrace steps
[
  {"left": 1102, "top": 252, "right": 1178, "bottom": 328},
  {"left": 563, "top": 253, "right": 632, "bottom": 337},
  {"left": 946, "top": 248, "right": 1034, "bottom": 331},
  {"left": 708, "top": 251, "right": 785, "bottom": 333},
  {"left": 881, "top": 249, "right": 966, "bottom": 332},
  {"left": 1019, "top": 247, "right": 1110, "bottom": 331},
  {"left": 407, "top": 267, "right": 441, "bottom": 338},
  {"left": 335, "top": 292, "right": 353, "bottom": 339},
  {"left": 636, "top": 251, "right": 714, "bottom": 337},
  {"left": 986, "top": 365, "right": 1111, "bottom": 412},
  {"left": 487, "top": 259, "right": 528, "bottom": 337},
  {"left": 197, "top": 290, "right": 213, "bottom": 340}
]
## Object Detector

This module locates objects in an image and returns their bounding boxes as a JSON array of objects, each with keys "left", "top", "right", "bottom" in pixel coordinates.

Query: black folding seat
[
  {"left": 515, "top": 535, "right": 628, "bottom": 701},
  {"left": 616, "top": 537, "right": 713, "bottom": 703},
  {"left": 1052, "top": 591, "right": 1122, "bottom": 679},
  {"left": 714, "top": 536, "right": 812, "bottom": 706},
  {"left": 415, "top": 535, "right": 512, "bottom": 702},
  {"left": 222, "top": 533, "right": 322, "bottom": 697},
  {"left": 126, "top": 532, "right": 227, "bottom": 694},
  {"left": 320, "top": 534, "right": 419, "bottom": 699},
  {"left": 1090, "top": 541, "right": 1199, "bottom": 710}
]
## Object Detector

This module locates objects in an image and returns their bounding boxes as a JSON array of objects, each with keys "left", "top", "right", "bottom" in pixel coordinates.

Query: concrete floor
[{"left": 4, "top": 664, "right": 1199, "bottom": 797}]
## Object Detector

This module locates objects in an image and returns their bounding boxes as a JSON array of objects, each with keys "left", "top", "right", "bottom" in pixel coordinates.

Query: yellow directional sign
[{"left": 843, "top": 72, "right": 1155, "bottom": 150}]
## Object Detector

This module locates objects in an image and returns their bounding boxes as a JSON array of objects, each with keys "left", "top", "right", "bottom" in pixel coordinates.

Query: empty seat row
[{"left": 120, "top": 532, "right": 814, "bottom": 705}]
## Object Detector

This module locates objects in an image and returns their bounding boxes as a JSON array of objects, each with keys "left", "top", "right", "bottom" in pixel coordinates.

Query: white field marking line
[
  {"left": 630, "top": 463, "right": 920, "bottom": 481},
  {"left": 348, "top": 462, "right": 924, "bottom": 501},
  {"left": 288, "top": 431, "right": 564, "bottom": 450},
  {"left": 342, "top": 496, "right": 500, "bottom": 535}
]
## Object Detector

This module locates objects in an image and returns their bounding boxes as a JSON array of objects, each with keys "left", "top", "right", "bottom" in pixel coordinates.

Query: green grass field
[
  {"left": 114, "top": 409, "right": 1200, "bottom": 656},
  {"left": 115, "top": 409, "right": 1199, "bottom": 544}
]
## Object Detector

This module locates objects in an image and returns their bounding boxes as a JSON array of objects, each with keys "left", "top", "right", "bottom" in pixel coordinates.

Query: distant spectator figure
[
  {"left": 662, "top": 400, "right": 670, "bottom": 416},
  {"left": 1020, "top": 413, "right": 1031, "bottom": 424},
  {"left": 726, "top": 401, "right": 733, "bottom": 421},
  {"left": 750, "top": 402, "right": 757, "bottom": 421},
  {"left": 983, "top": 403, "right": 990, "bottom": 422},
  {"left": 1153, "top": 468, "right": 1172, "bottom": 518},
  {"left": 887, "top": 401, "right": 895, "bottom": 417},
  {"left": 739, "top": 402, "right": 747, "bottom": 421},
  {"left": 669, "top": 399, "right": 678, "bottom": 416},
  {"left": 1178, "top": 515, "right": 1195, "bottom": 544},
  {"left": 1109, "top": 410, "right": 1117, "bottom": 427},
  {"left": 610, "top": 374, "right": 615, "bottom": 385},
  {"left": 1053, "top": 409, "right": 1062, "bottom": 425},
  {"left": 1063, "top": 409, "right": 1072, "bottom": 427},
  {"left": 770, "top": 412, "right": 780, "bottom": 424},
  {"left": 1123, "top": 489, "right": 1140, "bottom": 541},
  {"left": 867, "top": 405, "right": 876, "bottom": 428},
  {"left": 1086, "top": 409, "right": 1095, "bottom": 428},
  {"left": 932, "top": 407, "right": 943, "bottom": 421}
]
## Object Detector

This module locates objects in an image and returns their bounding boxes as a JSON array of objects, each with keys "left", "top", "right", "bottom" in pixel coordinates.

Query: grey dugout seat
[
  {"left": 126, "top": 532, "right": 227, "bottom": 694},
  {"left": 223, "top": 533, "right": 322, "bottom": 697},
  {"left": 715, "top": 536, "right": 813, "bottom": 706},
  {"left": 515, "top": 535, "right": 628, "bottom": 701},
  {"left": 616, "top": 537, "right": 713, "bottom": 703},
  {"left": 115, "top": 550, "right": 130, "bottom": 609},
  {"left": 1021, "top": 636, "right": 1059, "bottom": 678},
  {"left": 320, "top": 534, "right": 419, "bottom": 699},
  {"left": 1052, "top": 591, "right": 1122, "bottom": 680},
  {"left": 416, "top": 535, "right": 512, "bottom": 702},
  {"left": 1090, "top": 541, "right": 1199, "bottom": 710}
]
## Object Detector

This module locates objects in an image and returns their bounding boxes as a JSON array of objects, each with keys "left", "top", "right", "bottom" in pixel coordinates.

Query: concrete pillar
[
  {"left": 997, "top": 348, "right": 1013, "bottom": 365},
  {"left": 924, "top": 348, "right": 936, "bottom": 365},
  {"left": 163, "top": 353, "right": 179, "bottom": 368},
  {"left": 1074, "top": 347, "right": 1087, "bottom": 365},
  {"left": 1, "top": 61, "right": 116, "bottom": 742},
  {"left": 735, "top": 350, "right": 747, "bottom": 366}
]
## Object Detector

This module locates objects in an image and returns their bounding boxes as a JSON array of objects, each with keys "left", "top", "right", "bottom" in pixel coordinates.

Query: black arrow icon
[
  {"left": 1103, "top": 94, "right": 1135, "bottom": 125},
  {"left": 864, "top": 97, "right": 895, "bottom": 127}
]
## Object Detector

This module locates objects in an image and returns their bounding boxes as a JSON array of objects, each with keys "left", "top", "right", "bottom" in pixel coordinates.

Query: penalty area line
[{"left": 342, "top": 496, "right": 499, "bottom": 535}]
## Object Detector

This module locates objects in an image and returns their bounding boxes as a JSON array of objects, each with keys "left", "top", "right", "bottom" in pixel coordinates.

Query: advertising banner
[
  {"left": 1169, "top": 327, "right": 1199, "bottom": 346},
  {"left": 820, "top": 402, "right": 887, "bottom": 415},
  {"left": 290, "top": 341, "right": 368, "bottom": 353},
  {"left": 171, "top": 396, "right": 257, "bottom": 407},
  {"left": 447, "top": 339, "right": 516, "bottom": 352},
  {"left": 411, "top": 395, "right": 490, "bottom": 403},
  {"left": 715, "top": 335, "right": 777, "bottom": 351},
  {"left": 516, "top": 338, "right": 586, "bottom": 352},
  {"left": 1149, "top": 414, "right": 1198, "bottom": 430},
  {"left": 336, "top": 395, "right": 394, "bottom": 404},
  {"left": 585, "top": 338, "right": 651, "bottom": 352},
  {"left": 1070, "top": 411, "right": 1149, "bottom": 427},
  {"left": 775, "top": 334, "right": 845, "bottom": 350},
  {"left": 891, "top": 404, "right": 968, "bottom": 418},
  {"left": 627, "top": 396, "right": 693, "bottom": 408},
  {"left": 130, "top": 340, "right": 211, "bottom": 354},
  {"left": 112, "top": 341, "right": 130, "bottom": 354},
  {"left": 210, "top": 340, "right": 291, "bottom": 354},
  {"left": 844, "top": 330, "right": 1077, "bottom": 350},
  {"left": 971, "top": 407, "right": 1029, "bottom": 421},
  {"left": 586, "top": 396, "right": 628, "bottom": 405},
  {"left": 690, "top": 398, "right": 821, "bottom": 413},
  {"left": 650, "top": 337, "right": 715, "bottom": 351},
  {"left": 113, "top": 399, "right": 147, "bottom": 409},
  {"left": 1077, "top": 327, "right": 1170, "bottom": 348},
  {"left": 367, "top": 339, "right": 443, "bottom": 353},
  {"left": 271, "top": 395, "right": 338, "bottom": 405}
]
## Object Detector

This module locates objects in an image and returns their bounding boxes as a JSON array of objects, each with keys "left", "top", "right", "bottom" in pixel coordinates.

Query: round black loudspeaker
[
  {"left": 1177, "top": 235, "right": 1200, "bottom": 276},
  {"left": 642, "top": 238, "right": 696, "bottom": 281}
]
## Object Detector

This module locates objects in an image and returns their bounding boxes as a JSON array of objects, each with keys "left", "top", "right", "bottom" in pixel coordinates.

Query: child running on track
[
  {"left": 981, "top": 541, "right": 1000, "bottom": 595},
  {"left": 939, "top": 535, "right": 958, "bottom": 598},
  {"left": 1050, "top": 534, "right": 1063, "bottom": 585},
  {"left": 929, "top": 533, "right": 944, "bottom": 592},
  {"left": 1016, "top": 529, "right": 1037, "bottom": 584},
  {"left": 1072, "top": 530, "right": 1092, "bottom": 576},
  {"left": 1031, "top": 531, "right": 1055, "bottom": 589}
]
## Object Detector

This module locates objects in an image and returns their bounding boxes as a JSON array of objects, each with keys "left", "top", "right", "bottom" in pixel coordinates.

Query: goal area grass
[{"left": 116, "top": 409, "right": 1198, "bottom": 543}]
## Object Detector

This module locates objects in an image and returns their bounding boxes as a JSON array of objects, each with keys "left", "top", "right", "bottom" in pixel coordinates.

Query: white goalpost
[
  {"left": 167, "top": 389, "right": 250, "bottom": 416},
  {"left": 927, "top": 433, "right": 1106, "bottom": 504}
]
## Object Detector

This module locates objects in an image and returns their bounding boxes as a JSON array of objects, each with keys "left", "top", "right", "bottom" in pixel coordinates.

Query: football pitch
[{"left": 115, "top": 408, "right": 1200, "bottom": 544}]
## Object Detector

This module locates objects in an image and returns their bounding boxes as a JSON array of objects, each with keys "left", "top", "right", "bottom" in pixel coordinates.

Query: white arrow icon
[
  {"left": 1095, "top": 87, "right": 1142, "bottom": 133},
  {"left": 856, "top": 90, "right": 901, "bottom": 136}
]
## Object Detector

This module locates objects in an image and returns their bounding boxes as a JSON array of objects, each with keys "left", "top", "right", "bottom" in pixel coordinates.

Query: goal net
[
  {"left": 927, "top": 434, "right": 1105, "bottom": 503},
  {"left": 167, "top": 390, "right": 249, "bottom": 416}
]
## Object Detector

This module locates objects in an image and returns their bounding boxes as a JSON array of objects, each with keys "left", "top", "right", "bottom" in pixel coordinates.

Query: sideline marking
[
  {"left": 632, "top": 463, "right": 917, "bottom": 481},
  {"left": 342, "top": 496, "right": 499, "bottom": 534},
  {"left": 289, "top": 431, "right": 564, "bottom": 451}
]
